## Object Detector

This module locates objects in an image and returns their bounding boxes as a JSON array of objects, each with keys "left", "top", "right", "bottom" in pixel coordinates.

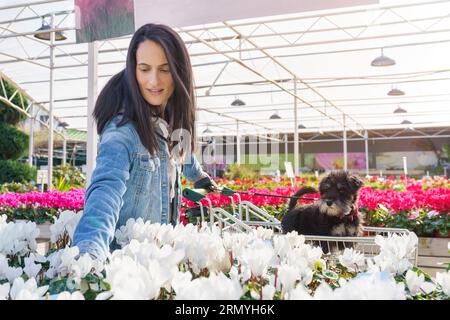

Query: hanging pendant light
[
  {"left": 269, "top": 111, "right": 281, "bottom": 119},
  {"left": 388, "top": 87, "right": 405, "bottom": 96},
  {"left": 34, "top": 18, "right": 67, "bottom": 41},
  {"left": 393, "top": 105, "right": 407, "bottom": 113},
  {"left": 202, "top": 126, "right": 212, "bottom": 134},
  {"left": 297, "top": 124, "right": 306, "bottom": 129},
  {"left": 401, "top": 119, "right": 412, "bottom": 125},
  {"left": 231, "top": 97, "right": 245, "bottom": 106},
  {"left": 371, "top": 48, "right": 396, "bottom": 67}
]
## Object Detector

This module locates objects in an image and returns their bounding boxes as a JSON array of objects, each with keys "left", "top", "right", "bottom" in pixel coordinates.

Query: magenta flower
[{"left": 0, "top": 188, "right": 85, "bottom": 211}]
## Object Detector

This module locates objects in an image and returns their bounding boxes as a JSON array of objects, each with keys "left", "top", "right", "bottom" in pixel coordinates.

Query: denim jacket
[{"left": 72, "top": 115, "right": 204, "bottom": 262}]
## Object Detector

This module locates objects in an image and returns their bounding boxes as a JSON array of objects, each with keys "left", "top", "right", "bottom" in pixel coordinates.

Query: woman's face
[{"left": 135, "top": 40, "right": 175, "bottom": 109}]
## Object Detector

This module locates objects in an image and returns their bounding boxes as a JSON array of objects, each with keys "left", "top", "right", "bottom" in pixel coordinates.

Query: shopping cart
[
  {"left": 302, "top": 226, "right": 419, "bottom": 266},
  {"left": 182, "top": 187, "right": 418, "bottom": 266},
  {"left": 182, "top": 187, "right": 282, "bottom": 232}
]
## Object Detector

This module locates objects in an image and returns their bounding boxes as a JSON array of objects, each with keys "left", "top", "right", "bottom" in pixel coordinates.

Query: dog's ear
[{"left": 349, "top": 175, "right": 363, "bottom": 192}]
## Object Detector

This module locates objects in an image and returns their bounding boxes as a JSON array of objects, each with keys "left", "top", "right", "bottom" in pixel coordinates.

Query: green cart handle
[
  {"left": 220, "top": 186, "right": 236, "bottom": 197},
  {"left": 182, "top": 186, "right": 236, "bottom": 202},
  {"left": 182, "top": 188, "right": 208, "bottom": 202}
]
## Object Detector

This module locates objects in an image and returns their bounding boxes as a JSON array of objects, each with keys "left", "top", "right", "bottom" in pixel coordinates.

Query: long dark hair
[{"left": 93, "top": 23, "right": 196, "bottom": 155}]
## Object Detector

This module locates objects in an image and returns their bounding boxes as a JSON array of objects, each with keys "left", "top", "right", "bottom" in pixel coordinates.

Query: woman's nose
[{"left": 147, "top": 71, "right": 159, "bottom": 86}]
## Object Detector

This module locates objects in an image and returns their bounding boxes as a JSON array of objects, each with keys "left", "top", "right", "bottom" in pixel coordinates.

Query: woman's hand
[{"left": 193, "top": 174, "right": 220, "bottom": 193}]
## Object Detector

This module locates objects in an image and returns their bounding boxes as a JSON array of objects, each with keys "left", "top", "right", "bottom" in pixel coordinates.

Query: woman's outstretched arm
[{"left": 72, "top": 123, "right": 134, "bottom": 262}]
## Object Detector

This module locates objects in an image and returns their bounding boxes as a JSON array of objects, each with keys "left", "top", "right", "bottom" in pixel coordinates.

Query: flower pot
[
  {"left": 418, "top": 237, "right": 450, "bottom": 278},
  {"left": 432, "top": 231, "right": 450, "bottom": 238},
  {"left": 14, "top": 219, "right": 51, "bottom": 255}
]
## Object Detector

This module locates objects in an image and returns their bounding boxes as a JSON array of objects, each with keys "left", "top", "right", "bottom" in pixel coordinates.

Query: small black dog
[{"left": 281, "top": 170, "right": 364, "bottom": 253}]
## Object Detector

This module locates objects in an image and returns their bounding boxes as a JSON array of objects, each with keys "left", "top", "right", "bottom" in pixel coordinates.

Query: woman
[{"left": 73, "top": 24, "right": 216, "bottom": 262}]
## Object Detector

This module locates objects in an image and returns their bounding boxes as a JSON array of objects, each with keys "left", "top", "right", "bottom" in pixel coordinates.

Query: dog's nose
[{"left": 326, "top": 200, "right": 333, "bottom": 206}]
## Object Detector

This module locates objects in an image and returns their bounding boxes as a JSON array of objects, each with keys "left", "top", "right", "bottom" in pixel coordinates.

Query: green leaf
[
  {"left": 83, "top": 273, "right": 98, "bottom": 284},
  {"left": 323, "top": 270, "right": 339, "bottom": 281},
  {"left": 48, "top": 278, "right": 68, "bottom": 295},
  {"left": 83, "top": 290, "right": 97, "bottom": 300}
]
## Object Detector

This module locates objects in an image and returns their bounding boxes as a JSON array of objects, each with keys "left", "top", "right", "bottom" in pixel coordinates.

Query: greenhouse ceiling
[{"left": 1, "top": 0, "right": 450, "bottom": 137}]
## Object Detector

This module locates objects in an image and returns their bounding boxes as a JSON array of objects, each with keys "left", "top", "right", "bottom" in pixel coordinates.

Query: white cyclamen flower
[
  {"left": 173, "top": 230, "right": 228, "bottom": 274},
  {"left": 0, "top": 254, "right": 23, "bottom": 283},
  {"left": 286, "top": 245, "right": 324, "bottom": 269},
  {"left": 174, "top": 272, "right": 242, "bottom": 300},
  {"left": 261, "top": 284, "right": 276, "bottom": 300},
  {"left": 338, "top": 248, "right": 366, "bottom": 272},
  {"left": 273, "top": 235, "right": 291, "bottom": 261},
  {"left": 23, "top": 254, "right": 42, "bottom": 279},
  {"left": 0, "top": 282, "right": 10, "bottom": 300},
  {"left": 287, "top": 286, "right": 313, "bottom": 300},
  {"left": 9, "top": 278, "right": 48, "bottom": 300},
  {"left": 95, "top": 291, "right": 113, "bottom": 300},
  {"left": 56, "top": 291, "right": 85, "bottom": 300},
  {"left": 116, "top": 240, "right": 183, "bottom": 290},
  {"left": 435, "top": 270, "right": 450, "bottom": 295},
  {"left": 115, "top": 218, "right": 162, "bottom": 248},
  {"left": 0, "top": 217, "right": 39, "bottom": 257},
  {"left": 220, "top": 232, "right": 255, "bottom": 264},
  {"left": 405, "top": 270, "right": 436, "bottom": 296},
  {"left": 333, "top": 272, "right": 406, "bottom": 300},
  {"left": 252, "top": 227, "right": 274, "bottom": 240},
  {"left": 50, "top": 210, "right": 83, "bottom": 244},
  {"left": 45, "top": 246, "right": 80, "bottom": 279},
  {"left": 374, "top": 233, "right": 418, "bottom": 274},
  {"left": 105, "top": 255, "right": 164, "bottom": 300},
  {"left": 313, "top": 282, "right": 336, "bottom": 300},
  {"left": 277, "top": 264, "right": 300, "bottom": 293},
  {"left": 2, "top": 267, "right": 23, "bottom": 283},
  {"left": 155, "top": 223, "right": 178, "bottom": 246},
  {"left": 239, "top": 239, "right": 275, "bottom": 277},
  {"left": 70, "top": 253, "right": 103, "bottom": 279},
  {"left": 285, "top": 231, "right": 306, "bottom": 248},
  {"left": 171, "top": 271, "right": 193, "bottom": 296}
]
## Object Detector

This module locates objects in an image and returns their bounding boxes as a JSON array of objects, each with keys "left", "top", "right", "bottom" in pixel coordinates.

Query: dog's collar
[{"left": 339, "top": 209, "right": 358, "bottom": 221}]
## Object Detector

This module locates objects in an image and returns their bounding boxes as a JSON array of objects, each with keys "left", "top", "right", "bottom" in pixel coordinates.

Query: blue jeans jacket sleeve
[
  {"left": 182, "top": 152, "right": 204, "bottom": 182},
  {"left": 72, "top": 124, "right": 134, "bottom": 262}
]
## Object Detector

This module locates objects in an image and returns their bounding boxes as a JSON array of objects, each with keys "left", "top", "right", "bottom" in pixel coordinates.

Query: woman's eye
[
  {"left": 139, "top": 68, "right": 149, "bottom": 72},
  {"left": 160, "top": 69, "right": 170, "bottom": 73}
]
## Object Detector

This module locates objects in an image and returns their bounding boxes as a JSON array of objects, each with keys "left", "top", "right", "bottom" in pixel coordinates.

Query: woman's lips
[{"left": 147, "top": 89, "right": 164, "bottom": 95}]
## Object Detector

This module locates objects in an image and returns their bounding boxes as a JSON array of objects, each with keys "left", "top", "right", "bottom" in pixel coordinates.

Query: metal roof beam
[{"left": 181, "top": 0, "right": 450, "bottom": 32}]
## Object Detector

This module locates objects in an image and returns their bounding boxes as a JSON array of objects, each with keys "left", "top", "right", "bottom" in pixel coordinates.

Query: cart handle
[
  {"left": 182, "top": 188, "right": 208, "bottom": 202},
  {"left": 182, "top": 186, "right": 236, "bottom": 202},
  {"left": 220, "top": 186, "right": 236, "bottom": 197}
]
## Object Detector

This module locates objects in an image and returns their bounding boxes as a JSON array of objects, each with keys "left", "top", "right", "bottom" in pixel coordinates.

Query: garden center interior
[
  {"left": 0, "top": 0, "right": 449, "bottom": 300},
  {"left": 1, "top": 0, "right": 449, "bottom": 179}
]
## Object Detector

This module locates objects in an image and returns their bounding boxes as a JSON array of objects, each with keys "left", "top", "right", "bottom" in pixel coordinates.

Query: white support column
[
  {"left": 284, "top": 133, "right": 288, "bottom": 162},
  {"left": 28, "top": 103, "right": 34, "bottom": 167},
  {"left": 364, "top": 130, "right": 369, "bottom": 176},
  {"left": 86, "top": 41, "right": 99, "bottom": 186},
  {"left": 293, "top": 78, "right": 299, "bottom": 176},
  {"left": 212, "top": 138, "right": 217, "bottom": 177},
  {"left": 343, "top": 114, "right": 348, "bottom": 171},
  {"left": 236, "top": 120, "right": 241, "bottom": 166},
  {"left": 62, "top": 137, "right": 67, "bottom": 165},
  {"left": 72, "top": 145, "right": 77, "bottom": 166},
  {"left": 47, "top": 13, "right": 55, "bottom": 189}
]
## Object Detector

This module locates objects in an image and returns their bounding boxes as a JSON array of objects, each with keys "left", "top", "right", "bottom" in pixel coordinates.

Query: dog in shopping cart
[{"left": 281, "top": 170, "right": 364, "bottom": 253}]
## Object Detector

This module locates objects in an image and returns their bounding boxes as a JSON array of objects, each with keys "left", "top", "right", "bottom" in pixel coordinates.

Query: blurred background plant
[
  {"left": 52, "top": 164, "right": 85, "bottom": 191},
  {"left": 223, "top": 163, "right": 258, "bottom": 180},
  {"left": 0, "top": 78, "right": 36, "bottom": 184},
  {"left": 0, "top": 181, "right": 37, "bottom": 193}
]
